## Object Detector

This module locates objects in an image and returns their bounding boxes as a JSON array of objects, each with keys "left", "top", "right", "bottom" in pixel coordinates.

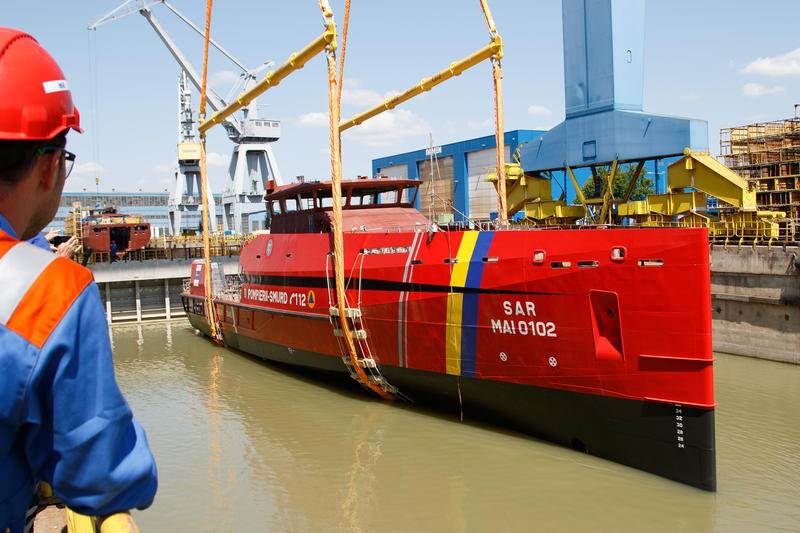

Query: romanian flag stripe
[
  {"left": 460, "top": 231, "right": 495, "bottom": 377},
  {"left": 445, "top": 231, "right": 494, "bottom": 376}
]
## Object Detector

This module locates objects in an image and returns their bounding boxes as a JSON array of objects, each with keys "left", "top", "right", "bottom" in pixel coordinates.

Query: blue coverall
[{"left": 0, "top": 214, "right": 157, "bottom": 533}]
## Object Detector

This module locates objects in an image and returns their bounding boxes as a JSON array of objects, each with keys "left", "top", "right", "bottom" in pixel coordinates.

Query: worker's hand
[
  {"left": 44, "top": 228, "right": 61, "bottom": 242},
  {"left": 56, "top": 236, "right": 80, "bottom": 260}
]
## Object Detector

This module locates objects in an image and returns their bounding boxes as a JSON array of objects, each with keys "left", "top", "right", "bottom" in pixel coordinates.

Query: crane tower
[
  {"left": 170, "top": 71, "right": 216, "bottom": 235},
  {"left": 89, "top": 0, "right": 284, "bottom": 235}
]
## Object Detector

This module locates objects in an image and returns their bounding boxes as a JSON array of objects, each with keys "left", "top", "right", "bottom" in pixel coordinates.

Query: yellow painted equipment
[
  {"left": 35, "top": 482, "right": 140, "bottom": 533},
  {"left": 338, "top": 36, "right": 502, "bottom": 132},
  {"left": 177, "top": 142, "right": 202, "bottom": 162},
  {"left": 487, "top": 149, "right": 584, "bottom": 225},
  {"left": 625, "top": 149, "right": 786, "bottom": 242},
  {"left": 491, "top": 147, "right": 792, "bottom": 243},
  {"left": 198, "top": 24, "right": 336, "bottom": 134}
]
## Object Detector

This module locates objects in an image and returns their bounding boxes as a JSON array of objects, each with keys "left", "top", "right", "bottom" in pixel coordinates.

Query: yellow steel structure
[
  {"left": 566, "top": 165, "right": 593, "bottom": 222},
  {"left": 620, "top": 149, "right": 786, "bottom": 242},
  {"left": 338, "top": 37, "right": 502, "bottom": 132},
  {"left": 491, "top": 147, "right": 790, "bottom": 243},
  {"left": 487, "top": 159, "right": 583, "bottom": 225},
  {"left": 198, "top": 25, "right": 336, "bottom": 134},
  {"left": 667, "top": 149, "right": 757, "bottom": 208}
]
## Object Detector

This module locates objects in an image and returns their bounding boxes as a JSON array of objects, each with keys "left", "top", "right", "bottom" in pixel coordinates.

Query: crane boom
[
  {"left": 88, "top": 0, "right": 284, "bottom": 235},
  {"left": 87, "top": 0, "right": 162, "bottom": 29},
  {"left": 160, "top": 1, "right": 247, "bottom": 73},
  {"left": 138, "top": 8, "right": 241, "bottom": 141},
  {"left": 89, "top": 0, "right": 245, "bottom": 75}
]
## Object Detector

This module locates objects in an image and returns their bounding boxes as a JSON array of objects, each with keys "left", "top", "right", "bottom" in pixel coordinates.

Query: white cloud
[
  {"left": 742, "top": 48, "right": 800, "bottom": 77},
  {"left": 206, "top": 151, "right": 229, "bottom": 167},
  {"left": 527, "top": 104, "right": 552, "bottom": 117},
  {"left": 340, "top": 79, "right": 396, "bottom": 107},
  {"left": 70, "top": 161, "right": 105, "bottom": 179},
  {"left": 154, "top": 161, "right": 177, "bottom": 174},
  {"left": 342, "top": 109, "right": 430, "bottom": 148},
  {"left": 209, "top": 70, "right": 240, "bottom": 88},
  {"left": 467, "top": 119, "right": 491, "bottom": 130},
  {"left": 742, "top": 82, "right": 786, "bottom": 98},
  {"left": 297, "top": 111, "right": 329, "bottom": 128}
]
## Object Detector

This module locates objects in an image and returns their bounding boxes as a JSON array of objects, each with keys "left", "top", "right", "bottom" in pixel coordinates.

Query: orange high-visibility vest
[{"left": 0, "top": 230, "right": 93, "bottom": 347}]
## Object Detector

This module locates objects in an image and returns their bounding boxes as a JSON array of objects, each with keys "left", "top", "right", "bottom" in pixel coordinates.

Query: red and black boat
[{"left": 181, "top": 177, "right": 715, "bottom": 490}]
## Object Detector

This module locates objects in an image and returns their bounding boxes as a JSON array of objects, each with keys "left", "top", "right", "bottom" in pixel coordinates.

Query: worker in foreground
[{"left": 0, "top": 28, "right": 157, "bottom": 532}]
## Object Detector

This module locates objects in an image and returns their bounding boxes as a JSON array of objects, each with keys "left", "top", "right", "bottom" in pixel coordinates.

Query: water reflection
[{"left": 110, "top": 323, "right": 799, "bottom": 532}]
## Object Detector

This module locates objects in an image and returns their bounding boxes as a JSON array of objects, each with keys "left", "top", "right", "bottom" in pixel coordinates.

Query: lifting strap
[
  {"left": 336, "top": 0, "right": 351, "bottom": 118},
  {"left": 478, "top": 0, "right": 507, "bottom": 225},
  {"left": 321, "top": 1, "right": 394, "bottom": 400},
  {"left": 199, "top": 0, "right": 222, "bottom": 344}
]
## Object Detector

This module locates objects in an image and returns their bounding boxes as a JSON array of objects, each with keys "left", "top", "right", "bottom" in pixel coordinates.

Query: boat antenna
[{"left": 428, "top": 132, "right": 436, "bottom": 224}]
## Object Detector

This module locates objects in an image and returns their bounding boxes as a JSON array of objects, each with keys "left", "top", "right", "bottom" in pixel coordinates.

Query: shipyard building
[
  {"left": 721, "top": 108, "right": 800, "bottom": 220},
  {"left": 53, "top": 192, "right": 229, "bottom": 237},
  {"left": 372, "top": 130, "right": 543, "bottom": 223},
  {"left": 372, "top": 129, "right": 673, "bottom": 223}
]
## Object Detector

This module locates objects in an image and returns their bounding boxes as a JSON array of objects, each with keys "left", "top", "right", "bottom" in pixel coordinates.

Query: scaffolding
[{"left": 721, "top": 107, "right": 800, "bottom": 220}]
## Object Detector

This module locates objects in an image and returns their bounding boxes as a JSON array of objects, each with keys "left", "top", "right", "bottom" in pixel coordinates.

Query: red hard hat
[{"left": 0, "top": 27, "right": 82, "bottom": 140}]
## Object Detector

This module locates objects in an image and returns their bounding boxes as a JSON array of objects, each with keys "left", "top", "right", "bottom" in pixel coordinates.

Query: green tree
[{"left": 580, "top": 164, "right": 655, "bottom": 202}]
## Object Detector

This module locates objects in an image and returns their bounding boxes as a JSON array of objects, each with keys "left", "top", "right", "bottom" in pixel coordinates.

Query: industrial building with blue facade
[
  {"left": 371, "top": 129, "right": 672, "bottom": 223},
  {"left": 372, "top": 130, "right": 544, "bottom": 223}
]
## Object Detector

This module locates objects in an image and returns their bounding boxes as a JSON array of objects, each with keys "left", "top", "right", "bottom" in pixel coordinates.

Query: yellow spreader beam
[
  {"left": 339, "top": 35, "right": 502, "bottom": 132},
  {"left": 198, "top": 24, "right": 337, "bottom": 134}
]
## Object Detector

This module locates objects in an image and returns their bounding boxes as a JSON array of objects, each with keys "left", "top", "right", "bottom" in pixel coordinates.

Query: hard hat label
[{"left": 42, "top": 80, "right": 69, "bottom": 94}]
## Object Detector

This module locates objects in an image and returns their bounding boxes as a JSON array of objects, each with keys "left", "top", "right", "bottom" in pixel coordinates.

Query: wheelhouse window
[
  {"left": 283, "top": 197, "right": 299, "bottom": 213},
  {"left": 270, "top": 200, "right": 282, "bottom": 215}
]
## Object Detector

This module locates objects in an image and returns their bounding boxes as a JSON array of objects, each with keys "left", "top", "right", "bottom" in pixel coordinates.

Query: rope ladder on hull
[{"left": 324, "top": 254, "right": 402, "bottom": 400}]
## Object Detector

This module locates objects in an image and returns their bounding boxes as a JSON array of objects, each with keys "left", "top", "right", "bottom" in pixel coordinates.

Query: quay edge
[{"left": 710, "top": 245, "right": 800, "bottom": 364}]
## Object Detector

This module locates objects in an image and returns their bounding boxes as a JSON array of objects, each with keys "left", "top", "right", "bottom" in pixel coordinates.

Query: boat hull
[
  {"left": 182, "top": 226, "right": 716, "bottom": 490},
  {"left": 183, "top": 307, "right": 715, "bottom": 490}
]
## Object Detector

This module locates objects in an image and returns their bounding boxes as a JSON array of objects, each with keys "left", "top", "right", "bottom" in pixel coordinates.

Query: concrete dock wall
[
  {"left": 89, "top": 258, "right": 239, "bottom": 324},
  {"left": 711, "top": 245, "right": 799, "bottom": 364}
]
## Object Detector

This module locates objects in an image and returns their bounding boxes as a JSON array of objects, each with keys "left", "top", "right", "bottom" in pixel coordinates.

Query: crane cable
[
  {"left": 199, "top": 0, "right": 223, "bottom": 344},
  {"left": 320, "top": 0, "right": 393, "bottom": 400},
  {"left": 477, "top": 0, "right": 507, "bottom": 225}
]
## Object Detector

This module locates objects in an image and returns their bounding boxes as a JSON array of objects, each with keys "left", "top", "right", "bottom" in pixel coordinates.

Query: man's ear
[{"left": 36, "top": 150, "right": 60, "bottom": 192}]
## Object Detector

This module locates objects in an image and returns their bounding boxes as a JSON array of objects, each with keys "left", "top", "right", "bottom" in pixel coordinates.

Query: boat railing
[{"left": 212, "top": 275, "right": 241, "bottom": 302}]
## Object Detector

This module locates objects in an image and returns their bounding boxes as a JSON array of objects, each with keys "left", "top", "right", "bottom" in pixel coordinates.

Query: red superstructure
[
  {"left": 182, "top": 177, "right": 715, "bottom": 490},
  {"left": 81, "top": 207, "right": 151, "bottom": 253}
]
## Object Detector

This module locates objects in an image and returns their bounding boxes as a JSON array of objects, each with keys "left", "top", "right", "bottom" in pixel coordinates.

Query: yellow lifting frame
[
  {"left": 565, "top": 166, "right": 593, "bottom": 222},
  {"left": 198, "top": 25, "right": 337, "bottom": 134}
]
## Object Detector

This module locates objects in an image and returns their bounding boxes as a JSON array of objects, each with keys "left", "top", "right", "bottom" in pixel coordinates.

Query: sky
[{"left": 4, "top": 1, "right": 799, "bottom": 194}]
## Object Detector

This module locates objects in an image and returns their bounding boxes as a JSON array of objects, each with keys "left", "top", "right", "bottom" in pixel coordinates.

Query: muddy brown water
[{"left": 110, "top": 322, "right": 800, "bottom": 532}]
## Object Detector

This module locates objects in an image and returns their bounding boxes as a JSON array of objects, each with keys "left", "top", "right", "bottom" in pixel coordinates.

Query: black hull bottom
[{"left": 187, "top": 311, "right": 716, "bottom": 491}]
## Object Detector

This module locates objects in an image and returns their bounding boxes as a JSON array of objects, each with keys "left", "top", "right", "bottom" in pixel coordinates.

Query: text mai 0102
[{"left": 491, "top": 300, "right": 557, "bottom": 337}]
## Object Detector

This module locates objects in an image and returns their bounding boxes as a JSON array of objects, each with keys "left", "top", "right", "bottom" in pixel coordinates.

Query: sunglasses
[{"left": 37, "top": 146, "right": 76, "bottom": 178}]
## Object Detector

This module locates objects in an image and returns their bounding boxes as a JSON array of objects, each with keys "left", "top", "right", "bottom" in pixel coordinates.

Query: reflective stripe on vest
[
  {"left": 0, "top": 234, "right": 94, "bottom": 348},
  {"left": 0, "top": 241, "right": 56, "bottom": 325}
]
